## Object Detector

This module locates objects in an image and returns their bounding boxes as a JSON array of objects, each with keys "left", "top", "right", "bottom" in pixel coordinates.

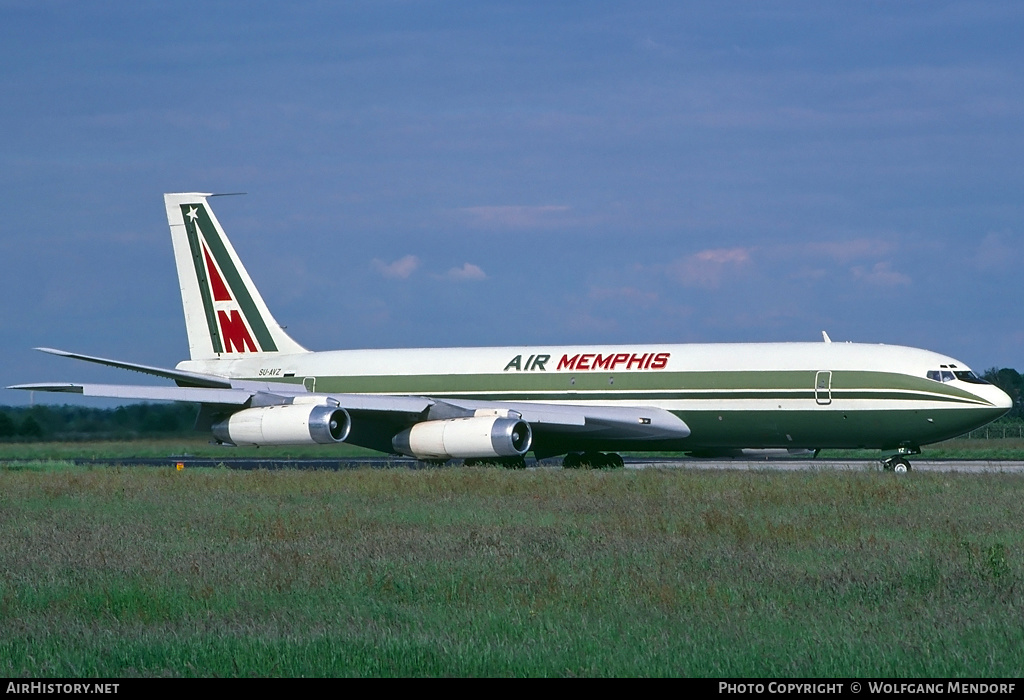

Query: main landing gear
[{"left": 562, "top": 452, "right": 625, "bottom": 469}]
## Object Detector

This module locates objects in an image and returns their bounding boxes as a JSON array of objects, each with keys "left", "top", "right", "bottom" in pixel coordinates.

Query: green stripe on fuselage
[{"left": 255, "top": 369, "right": 989, "bottom": 406}]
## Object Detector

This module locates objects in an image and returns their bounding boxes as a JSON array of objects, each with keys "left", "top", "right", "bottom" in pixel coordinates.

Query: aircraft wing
[
  {"left": 433, "top": 398, "right": 690, "bottom": 440},
  {"left": 8, "top": 383, "right": 254, "bottom": 404},
  {"left": 7, "top": 381, "right": 679, "bottom": 431},
  {"left": 7, "top": 381, "right": 437, "bottom": 415}
]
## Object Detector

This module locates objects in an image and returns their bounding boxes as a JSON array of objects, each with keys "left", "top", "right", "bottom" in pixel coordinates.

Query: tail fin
[{"left": 165, "top": 193, "right": 308, "bottom": 361}]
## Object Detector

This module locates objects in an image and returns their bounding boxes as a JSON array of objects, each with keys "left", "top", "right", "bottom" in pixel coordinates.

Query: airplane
[{"left": 9, "top": 193, "right": 1013, "bottom": 472}]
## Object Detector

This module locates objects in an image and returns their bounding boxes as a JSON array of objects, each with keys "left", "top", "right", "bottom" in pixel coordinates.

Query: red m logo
[{"left": 218, "top": 310, "right": 258, "bottom": 353}]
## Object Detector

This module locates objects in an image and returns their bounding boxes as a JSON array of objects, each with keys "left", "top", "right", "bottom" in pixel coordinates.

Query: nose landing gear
[
  {"left": 884, "top": 456, "right": 912, "bottom": 472},
  {"left": 881, "top": 446, "right": 920, "bottom": 473}
]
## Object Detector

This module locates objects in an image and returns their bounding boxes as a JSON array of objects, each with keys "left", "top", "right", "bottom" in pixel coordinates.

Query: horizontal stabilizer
[{"left": 35, "top": 348, "right": 231, "bottom": 388}]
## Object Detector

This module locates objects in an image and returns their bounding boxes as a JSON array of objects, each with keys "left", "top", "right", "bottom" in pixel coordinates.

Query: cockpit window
[
  {"left": 954, "top": 370, "right": 990, "bottom": 385},
  {"left": 927, "top": 368, "right": 990, "bottom": 384}
]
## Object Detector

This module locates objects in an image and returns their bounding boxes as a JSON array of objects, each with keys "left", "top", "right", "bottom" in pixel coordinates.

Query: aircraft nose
[{"left": 993, "top": 385, "right": 1014, "bottom": 411}]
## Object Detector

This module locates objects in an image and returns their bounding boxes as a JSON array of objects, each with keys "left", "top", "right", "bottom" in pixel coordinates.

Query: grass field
[{"left": 1, "top": 461, "right": 1022, "bottom": 677}]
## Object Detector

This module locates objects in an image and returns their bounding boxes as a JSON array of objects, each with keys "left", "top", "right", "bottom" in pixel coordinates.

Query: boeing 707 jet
[{"left": 10, "top": 193, "right": 1012, "bottom": 471}]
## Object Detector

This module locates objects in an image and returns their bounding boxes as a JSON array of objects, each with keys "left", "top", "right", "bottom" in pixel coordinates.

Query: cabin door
[
  {"left": 814, "top": 371, "right": 832, "bottom": 405},
  {"left": 303, "top": 376, "right": 316, "bottom": 393}
]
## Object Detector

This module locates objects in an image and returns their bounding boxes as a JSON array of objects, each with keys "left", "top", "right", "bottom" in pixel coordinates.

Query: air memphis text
[{"left": 504, "top": 352, "right": 671, "bottom": 372}]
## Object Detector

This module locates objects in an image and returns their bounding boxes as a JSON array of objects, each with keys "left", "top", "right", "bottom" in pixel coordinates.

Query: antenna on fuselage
[{"left": 822, "top": 331, "right": 832, "bottom": 343}]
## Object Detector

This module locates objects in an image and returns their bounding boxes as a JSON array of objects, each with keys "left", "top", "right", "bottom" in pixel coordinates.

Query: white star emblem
[{"left": 187, "top": 206, "right": 199, "bottom": 221}]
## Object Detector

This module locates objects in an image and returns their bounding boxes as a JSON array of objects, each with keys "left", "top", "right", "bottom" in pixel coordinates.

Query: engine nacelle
[
  {"left": 392, "top": 416, "right": 532, "bottom": 460},
  {"left": 212, "top": 404, "right": 351, "bottom": 446}
]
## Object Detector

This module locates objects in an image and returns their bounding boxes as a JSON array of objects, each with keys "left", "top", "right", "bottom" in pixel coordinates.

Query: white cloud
[
  {"left": 975, "top": 232, "right": 1019, "bottom": 271},
  {"left": 444, "top": 262, "right": 487, "bottom": 281},
  {"left": 373, "top": 255, "right": 420, "bottom": 279},
  {"left": 666, "top": 247, "right": 753, "bottom": 289},
  {"left": 850, "top": 261, "right": 910, "bottom": 287}
]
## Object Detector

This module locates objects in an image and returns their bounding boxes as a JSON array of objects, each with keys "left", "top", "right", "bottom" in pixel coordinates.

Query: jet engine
[
  {"left": 212, "top": 404, "right": 351, "bottom": 446},
  {"left": 392, "top": 416, "right": 532, "bottom": 460}
]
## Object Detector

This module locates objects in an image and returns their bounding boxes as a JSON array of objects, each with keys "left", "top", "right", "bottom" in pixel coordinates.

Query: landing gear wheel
[{"left": 883, "top": 456, "right": 912, "bottom": 472}]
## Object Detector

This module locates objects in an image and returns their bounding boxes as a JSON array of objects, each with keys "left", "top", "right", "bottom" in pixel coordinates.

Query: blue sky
[{"left": 2, "top": 1, "right": 1022, "bottom": 404}]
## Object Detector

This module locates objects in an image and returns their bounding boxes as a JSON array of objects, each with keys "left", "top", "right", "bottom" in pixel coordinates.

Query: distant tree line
[
  {"left": 983, "top": 368, "right": 1023, "bottom": 420},
  {"left": 0, "top": 368, "right": 1020, "bottom": 441},
  {"left": 0, "top": 403, "right": 199, "bottom": 441}
]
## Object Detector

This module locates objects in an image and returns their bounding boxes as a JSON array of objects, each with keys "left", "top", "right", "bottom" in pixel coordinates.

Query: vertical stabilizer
[{"left": 164, "top": 193, "right": 308, "bottom": 361}]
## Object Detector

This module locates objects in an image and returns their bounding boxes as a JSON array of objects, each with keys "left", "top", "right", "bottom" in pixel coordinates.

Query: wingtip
[
  {"left": 7, "top": 383, "right": 83, "bottom": 393},
  {"left": 34, "top": 347, "right": 70, "bottom": 356}
]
